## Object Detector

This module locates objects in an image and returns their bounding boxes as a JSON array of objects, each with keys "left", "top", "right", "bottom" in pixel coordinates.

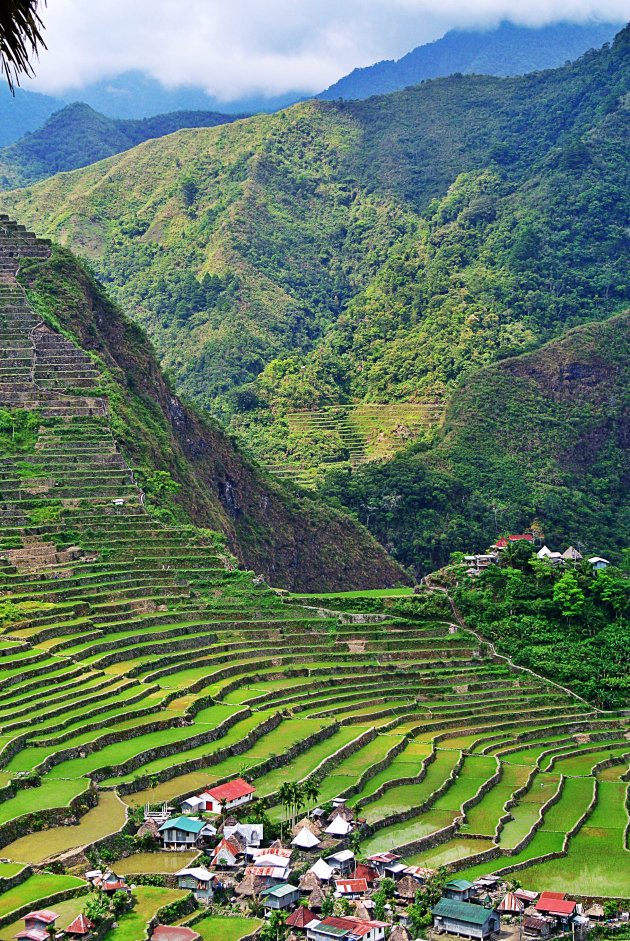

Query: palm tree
[
  {"left": 278, "top": 782, "right": 293, "bottom": 840},
  {"left": 303, "top": 777, "right": 320, "bottom": 813},
  {"left": 0, "top": 1, "right": 47, "bottom": 91}
]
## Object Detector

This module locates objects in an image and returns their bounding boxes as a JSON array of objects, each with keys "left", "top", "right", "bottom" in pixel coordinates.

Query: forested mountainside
[
  {"left": 320, "top": 20, "right": 622, "bottom": 100},
  {"left": 0, "top": 103, "right": 245, "bottom": 189},
  {"left": 323, "top": 311, "right": 630, "bottom": 573},
  {"left": 16, "top": 241, "right": 406, "bottom": 591},
  {"left": 4, "top": 24, "right": 630, "bottom": 571}
]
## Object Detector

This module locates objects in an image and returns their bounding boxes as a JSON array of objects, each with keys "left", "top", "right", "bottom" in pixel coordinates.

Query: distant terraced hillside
[
  {"left": 0, "top": 224, "right": 626, "bottom": 922},
  {"left": 265, "top": 403, "right": 442, "bottom": 487}
]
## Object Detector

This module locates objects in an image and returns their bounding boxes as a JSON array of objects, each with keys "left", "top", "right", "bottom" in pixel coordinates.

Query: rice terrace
[{"left": 0, "top": 221, "right": 626, "bottom": 939}]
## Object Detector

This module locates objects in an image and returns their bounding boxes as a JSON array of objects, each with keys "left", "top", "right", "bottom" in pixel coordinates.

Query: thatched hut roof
[
  {"left": 299, "top": 870, "right": 321, "bottom": 892},
  {"left": 136, "top": 818, "right": 159, "bottom": 838},
  {"left": 395, "top": 875, "right": 420, "bottom": 900},
  {"left": 235, "top": 873, "right": 268, "bottom": 897},
  {"left": 292, "top": 817, "right": 322, "bottom": 837},
  {"left": 308, "top": 884, "right": 325, "bottom": 910},
  {"left": 353, "top": 901, "right": 371, "bottom": 920},
  {"left": 389, "top": 926, "right": 411, "bottom": 941}
]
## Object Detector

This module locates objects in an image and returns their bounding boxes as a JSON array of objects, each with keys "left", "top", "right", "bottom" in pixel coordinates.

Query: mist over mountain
[{"left": 319, "top": 20, "right": 622, "bottom": 100}]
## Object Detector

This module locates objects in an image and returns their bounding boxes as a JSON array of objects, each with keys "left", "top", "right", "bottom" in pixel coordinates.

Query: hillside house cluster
[{"left": 464, "top": 533, "right": 611, "bottom": 575}]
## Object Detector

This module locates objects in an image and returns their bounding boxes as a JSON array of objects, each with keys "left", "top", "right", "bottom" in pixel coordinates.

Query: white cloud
[{"left": 28, "top": 0, "right": 627, "bottom": 99}]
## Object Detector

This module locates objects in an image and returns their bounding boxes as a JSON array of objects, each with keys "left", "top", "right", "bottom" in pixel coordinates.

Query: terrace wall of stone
[{"left": 0, "top": 783, "right": 97, "bottom": 850}]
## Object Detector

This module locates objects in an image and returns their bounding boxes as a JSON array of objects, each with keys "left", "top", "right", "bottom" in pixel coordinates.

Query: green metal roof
[
  {"left": 446, "top": 879, "right": 474, "bottom": 891},
  {"left": 433, "top": 899, "right": 497, "bottom": 926},
  {"left": 312, "top": 926, "right": 348, "bottom": 938},
  {"left": 159, "top": 816, "right": 206, "bottom": 834},
  {"left": 261, "top": 883, "right": 297, "bottom": 898}
]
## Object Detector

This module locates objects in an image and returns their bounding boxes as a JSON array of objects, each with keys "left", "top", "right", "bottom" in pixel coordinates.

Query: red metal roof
[
  {"left": 66, "top": 914, "right": 94, "bottom": 936},
  {"left": 24, "top": 912, "right": 58, "bottom": 925},
  {"left": 287, "top": 907, "right": 316, "bottom": 928},
  {"left": 367, "top": 851, "right": 400, "bottom": 863},
  {"left": 14, "top": 931, "right": 49, "bottom": 941},
  {"left": 336, "top": 879, "right": 369, "bottom": 894},
  {"left": 205, "top": 777, "right": 255, "bottom": 802},
  {"left": 540, "top": 893, "right": 566, "bottom": 901},
  {"left": 353, "top": 863, "right": 379, "bottom": 882},
  {"left": 212, "top": 837, "right": 240, "bottom": 859},
  {"left": 536, "top": 898, "right": 576, "bottom": 917},
  {"left": 321, "top": 916, "right": 388, "bottom": 936}
]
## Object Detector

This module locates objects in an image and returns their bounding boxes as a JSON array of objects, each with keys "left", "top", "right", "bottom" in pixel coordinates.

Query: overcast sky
[{"left": 29, "top": 0, "right": 627, "bottom": 100}]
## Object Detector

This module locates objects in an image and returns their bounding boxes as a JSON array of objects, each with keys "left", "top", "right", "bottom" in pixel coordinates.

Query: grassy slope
[{"left": 0, "top": 103, "right": 243, "bottom": 189}]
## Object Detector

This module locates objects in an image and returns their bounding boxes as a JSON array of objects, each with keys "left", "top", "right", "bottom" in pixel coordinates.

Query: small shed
[
  {"left": 498, "top": 893, "right": 525, "bottom": 915},
  {"left": 65, "top": 914, "right": 94, "bottom": 939},
  {"left": 432, "top": 899, "right": 500, "bottom": 940},
  {"left": 261, "top": 883, "right": 301, "bottom": 911},
  {"left": 524, "top": 916, "right": 552, "bottom": 938},
  {"left": 443, "top": 879, "right": 475, "bottom": 902}
]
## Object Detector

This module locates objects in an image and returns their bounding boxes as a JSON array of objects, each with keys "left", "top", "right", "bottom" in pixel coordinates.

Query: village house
[
  {"left": 443, "top": 879, "right": 476, "bottom": 902},
  {"left": 366, "top": 852, "right": 406, "bottom": 879},
  {"left": 588, "top": 556, "right": 610, "bottom": 571},
  {"left": 326, "top": 850, "right": 355, "bottom": 875},
  {"left": 180, "top": 795, "right": 206, "bottom": 814},
  {"left": 497, "top": 893, "right": 524, "bottom": 916},
  {"left": 535, "top": 892, "right": 577, "bottom": 928},
  {"left": 309, "top": 858, "right": 334, "bottom": 882},
  {"left": 261, "top": 883, "right": 301, "bottom": 911},
  {"left": 199, "top": 778, "right": 256, "bottom": 814},
  {"left": 432, "top": 899, "right": 501, "bottom": 940},
  {"left": 306, "top": 915, "right": 388, "bottom": 941},
  {"left": 210, "top": 837, "right": 242, "bottom": 868},
  {"left": 336, "top": 878, "right": 369, "bottom": 899},
  {"left": 224, "top": 822, "right": 263, "bottom": 848},
  {"left": 159, "top": 816, "right": 215, "bottom": 850},
  {"left": 65, "top": 914, "right": 94, "bottom": 940},
  {"left": 287, "top": 906, "right": 317, "bottom": 933},
  {"left": 493, "top": 535, "right": 534, "bottom": 550},
  {"left": 292, "top": 826, "right": 322, "bottom": 851},
  {"left": 175, "top": 866, "right": 214, "bottom": 902},
  {"left": 14, "top": 910, "right": 58, "bottom": 941},
  {"left": 89, "top": 871, "right": 131, "bottom": 895},
  {"left": 524, "top": 916, "right": 552, "bottom": 939}
]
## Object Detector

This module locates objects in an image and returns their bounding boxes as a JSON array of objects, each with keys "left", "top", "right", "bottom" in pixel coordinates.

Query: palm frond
[{"left": 0, "top": 0, "right": 47, "bottom": 93}]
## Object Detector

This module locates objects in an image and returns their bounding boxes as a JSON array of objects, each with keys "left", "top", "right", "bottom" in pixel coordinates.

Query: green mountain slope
[
  {"left": 3, "top": 26, "right": 629, "bottom": 570},
  {"left": 319, "top": 20, "right": 621, "bottom": 100},
  {"left": 15, "top": 240, "right": 406, "bottom": 591},
  {"left": 0, "top": 103, "right": 245, "bottom": 189},
  {"left": 323, "top": 311, "right": 630, "bottom": 572},
  {"left": 5, "top": 29, "right": 628, "bottom": 413}
]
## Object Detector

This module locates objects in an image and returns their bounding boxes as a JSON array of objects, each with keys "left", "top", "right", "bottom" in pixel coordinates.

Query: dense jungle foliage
[{"left": 452, "top": 543, "right": 630, "bottom": 709}]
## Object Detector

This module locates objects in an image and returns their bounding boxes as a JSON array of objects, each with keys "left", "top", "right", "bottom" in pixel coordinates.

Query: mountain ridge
[
  {"left": 319, "top": 20, "right": 622, "bottom": 100},
  {"left": 0, "top": 102, "right": 246, "bottom": 189}
]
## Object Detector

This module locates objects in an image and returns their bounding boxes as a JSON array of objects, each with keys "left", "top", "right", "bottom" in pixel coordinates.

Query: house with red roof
[
  {"left": 210, "top": 837, "right": 241, "bottom": 868},
  {"left": 14, "top": 910, "right": 58, "bottom": 941},
  {"left": 65, "top": 914, "right": 94, "bottom": 938},
  {"left": 335, "top": 878, "right": 369, "bottom": 898},
  {"left": 287, "top": 907, "right": 316, "bottom": 931},
  {"left": 535, "top": 893, "right": 577, "bottom": 926},
  {"left": 306, "top": 915, "right": 387, "bottom": 941},
  {"left": 493, "top": 534, "right": 534, "bottom": 550},
  {"left": 200, "top": 777, "right": 255, "bottom": 814}
]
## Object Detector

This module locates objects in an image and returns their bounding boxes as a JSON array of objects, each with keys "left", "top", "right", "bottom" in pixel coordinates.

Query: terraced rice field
[
  {"left": 266, "top": 403, "right": 442, "bottom": 487},
  {"left": 0, "top": 218, "right": 627, "bottom": 923}
]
